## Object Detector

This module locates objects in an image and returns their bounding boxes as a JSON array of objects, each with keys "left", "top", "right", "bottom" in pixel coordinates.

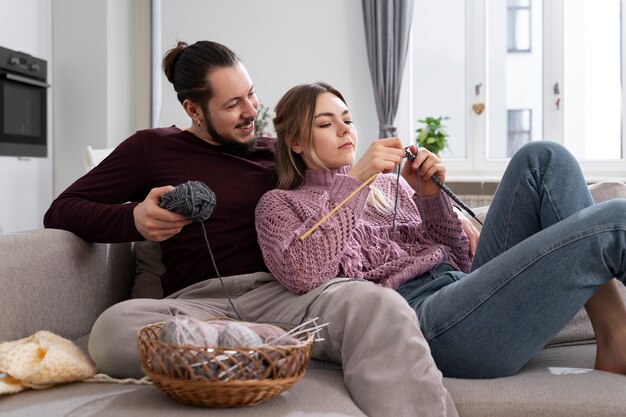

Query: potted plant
[
  {"left": 415, "top": 116, "right": 450, "bottom": 155},
  {"left": 254, "top": 103, "right": 273, "bottom": 136}
]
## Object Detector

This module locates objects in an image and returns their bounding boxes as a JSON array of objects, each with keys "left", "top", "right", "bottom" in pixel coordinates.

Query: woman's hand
[
  {"left": 401, "top": 145, "right": 446, "bottom": 197},
  {"left": 452, "top": 206, "right": 480, "bottom": 258},
  {"left": 347, "top": 137, "right": 405, "bottom": 183}
]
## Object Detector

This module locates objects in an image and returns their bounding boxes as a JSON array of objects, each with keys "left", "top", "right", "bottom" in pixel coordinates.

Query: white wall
[
  {"left": 159, "top": 0, "right": 379, "bottom": 160},
  {"left": 2, "top": 0, "right": 391, "bottom": 233},
  {"left": 52, "top": 0, "right": 150, "bottom": 196},
  {"left": 0, "top": 0, "right": 150, "bottom": 233},
  {"left": 52, "top": 0, "right": 108, "bottom": 195},
  {"left": 0, "top": 0, "right": 53, "bottom": 233},
  {"left": 52, "top": 0, "right": 380, "bottom": 195}
]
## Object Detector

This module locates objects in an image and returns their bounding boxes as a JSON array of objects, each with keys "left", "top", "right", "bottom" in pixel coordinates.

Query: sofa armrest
[{"left": 0, "top": 229, "right": 134, "bottom": 342}]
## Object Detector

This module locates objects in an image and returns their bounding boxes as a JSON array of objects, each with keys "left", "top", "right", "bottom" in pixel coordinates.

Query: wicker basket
[{"left": 137, "top": 321, "right": 313, "bottom": 408}]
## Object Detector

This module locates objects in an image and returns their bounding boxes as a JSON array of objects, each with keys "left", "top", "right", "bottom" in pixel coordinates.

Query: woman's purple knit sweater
[{"left": 255, "top": 167, "right": 471, "bottom": 295}]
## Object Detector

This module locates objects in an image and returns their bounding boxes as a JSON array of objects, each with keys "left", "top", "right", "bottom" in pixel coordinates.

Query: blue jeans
[{"left": 397, "top": 141, "right": 626, "bottom": 378}]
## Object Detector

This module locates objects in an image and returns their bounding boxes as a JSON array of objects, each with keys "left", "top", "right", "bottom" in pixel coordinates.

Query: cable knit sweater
[{"left": 255, "top": 167, "right": 471, "bottom": 295}]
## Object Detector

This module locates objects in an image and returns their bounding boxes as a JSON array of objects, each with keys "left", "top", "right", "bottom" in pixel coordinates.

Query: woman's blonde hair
[{"left": 273, "top": 82, "right": 389, "bottom": 211}]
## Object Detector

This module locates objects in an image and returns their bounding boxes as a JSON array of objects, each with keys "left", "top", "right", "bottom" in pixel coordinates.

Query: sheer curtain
[{"left": 362, "top": 0, "right": 415, "bottom": 138}]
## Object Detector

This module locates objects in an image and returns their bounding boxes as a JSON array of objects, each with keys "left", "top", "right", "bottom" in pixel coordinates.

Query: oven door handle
[{"left": 2, "top": 72, "right": 50, "bottom": 88}]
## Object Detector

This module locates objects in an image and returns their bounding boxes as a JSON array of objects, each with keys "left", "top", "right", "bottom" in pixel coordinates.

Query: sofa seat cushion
[
  {"left": 2, "top": 345, "right": 624, "bottom": 417},
  {"left": 0, "top": 368, "right": 365, "bottom": 417},
  {"left": 444, "top": 344, "right": 626, "bottom": 417}
]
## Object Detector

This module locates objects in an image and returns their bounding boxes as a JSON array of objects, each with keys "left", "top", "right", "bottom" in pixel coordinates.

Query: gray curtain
[{"left": 362, "top": 0, "right": 415, "bottom": 138}]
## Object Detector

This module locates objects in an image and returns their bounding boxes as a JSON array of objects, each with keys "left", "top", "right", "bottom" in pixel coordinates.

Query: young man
[{"left": 44, "top": 40, "right": 458, "bottom": 417}]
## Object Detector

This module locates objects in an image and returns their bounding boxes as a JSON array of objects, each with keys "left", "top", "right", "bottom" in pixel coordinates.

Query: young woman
[{"left": 255, "top": 82, "right": 626, "bottom": 379}]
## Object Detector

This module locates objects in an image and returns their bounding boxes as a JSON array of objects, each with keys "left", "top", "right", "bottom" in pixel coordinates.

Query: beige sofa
[{"left": 1, "top": 181, "right": 626, "bottom": 417}]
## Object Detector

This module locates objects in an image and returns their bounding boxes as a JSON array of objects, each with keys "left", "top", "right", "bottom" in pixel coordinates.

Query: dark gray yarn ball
[{"left": 160, "top": 181, "right": 216, "bottom": 222}]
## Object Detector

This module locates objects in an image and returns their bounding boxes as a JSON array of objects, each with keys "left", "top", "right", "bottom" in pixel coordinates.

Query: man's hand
[
  {"left": 452, "top": 206, "right": 480, "bottom": 258},
  {"left": 133, "top": 186, "right": 193, "bottom": 242}
]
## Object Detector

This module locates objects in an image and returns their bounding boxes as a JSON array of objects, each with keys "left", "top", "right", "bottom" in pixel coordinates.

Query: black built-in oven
[{"left": 0, "top": 46, "right": 48, "bottom": 157}]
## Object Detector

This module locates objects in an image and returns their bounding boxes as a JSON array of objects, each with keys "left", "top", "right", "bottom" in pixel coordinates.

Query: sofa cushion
[
  {"left": 2, "top": 344, "right": 624, "bottom": 417},
  {"left": 444, "top": 343, "right": 626, "bottom": 417},
  {"left": 0, "top": 368, "right": 365, "bottom": 417},
  {"left": 132, "top": 241, "right": 164, "bottom": 299},
  {"left": 0, "top": 230, "right": 134, "bottom": 342}
]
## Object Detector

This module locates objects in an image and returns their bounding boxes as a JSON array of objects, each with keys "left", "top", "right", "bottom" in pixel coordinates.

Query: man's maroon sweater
[{"left": 44, "top": 127, "right": 276, "bottom": 296}]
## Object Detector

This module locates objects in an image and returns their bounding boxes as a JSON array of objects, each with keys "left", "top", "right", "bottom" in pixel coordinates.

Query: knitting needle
[
  {"left": 269, "top": 318, "right": 329, "bottom": 345},
  {"left": 298, "top": 173, "right": 378, "bottom": 241}
]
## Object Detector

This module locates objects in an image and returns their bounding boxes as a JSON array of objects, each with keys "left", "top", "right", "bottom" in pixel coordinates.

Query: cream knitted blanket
[{"left": 0, "top": 331, "right": 96, "bottom": 394}]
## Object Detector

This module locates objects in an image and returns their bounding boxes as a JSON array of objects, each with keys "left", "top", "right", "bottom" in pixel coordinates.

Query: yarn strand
[
  {"left": 201, "top": 221, "right": 243, "bottom": 321},
  {"left": 391, "top": 166, "right": 402, "bottom": 233},
  {"left": 160, "top": 181, "right": 243, "bottom": 321}
]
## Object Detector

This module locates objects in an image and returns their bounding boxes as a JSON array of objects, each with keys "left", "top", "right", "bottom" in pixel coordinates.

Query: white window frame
[
  {"left": 408, "top": 0, "right": 626, "bottom": 182},
  {"left": 544, "top": 0, "right": 626, "bottom": 181}
]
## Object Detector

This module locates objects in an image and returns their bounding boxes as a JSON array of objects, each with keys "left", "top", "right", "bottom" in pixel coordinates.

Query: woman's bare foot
[
  {"left": 585, "top": 279, "right": 626, "bottom": 374},
  {"left": 594, "top": 329, "right": 626, "bottom": 375}
]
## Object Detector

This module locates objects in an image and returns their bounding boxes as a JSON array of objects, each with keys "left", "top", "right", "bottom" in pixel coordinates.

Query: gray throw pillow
[{"left": 132, "top": 240, "right": 164, "bottom": 299}]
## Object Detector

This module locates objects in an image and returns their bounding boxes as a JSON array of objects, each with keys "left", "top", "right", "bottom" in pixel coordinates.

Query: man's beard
[{"left": 203, "top": 109, "right": 257, "bottom": 156}]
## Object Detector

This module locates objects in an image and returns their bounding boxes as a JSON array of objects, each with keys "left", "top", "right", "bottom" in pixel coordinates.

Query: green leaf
[{"left": 415, "top": 115, "right": 450, "bottom": 153}]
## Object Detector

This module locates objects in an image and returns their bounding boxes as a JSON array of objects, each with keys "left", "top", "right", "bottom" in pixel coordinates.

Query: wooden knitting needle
[{"left": 298, "top": 173, "right": 378, "bottom": 241}]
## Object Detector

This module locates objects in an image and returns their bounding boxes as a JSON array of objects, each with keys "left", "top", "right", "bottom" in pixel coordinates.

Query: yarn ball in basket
[
  {"left": 189, "top": 319, "right": 297, "bottom": 345},
  {"left": 159, "top": 316, "right": 219, "bottom": 346},
  {"left": 158, "top": 317, "right": 294, "bottom": 347},
  {"left": 138, "top": 318, "right": 316, "bottom": 408},
  {"left": 156, "top": 316, "right": 220, "bottom": 378},
  {"left": 218, "top": 323, "right": 263, "bottom": 347},
  {"left": 155, "top": 318, "right": 273, "bottom": 380}
]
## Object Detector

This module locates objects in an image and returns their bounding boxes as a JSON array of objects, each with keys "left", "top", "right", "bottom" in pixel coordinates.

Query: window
[
  {"left": 508, "top": 0, "right": 532, "bottom": 52},
  {"left": 406, "top": 0, "right": 626, "bottom": 179},
  {"left": 507, "top": 109, "right": 532, "bottom": 156},
  {"left": 487, "top": 0, "right": 542, "bottom": 159}
]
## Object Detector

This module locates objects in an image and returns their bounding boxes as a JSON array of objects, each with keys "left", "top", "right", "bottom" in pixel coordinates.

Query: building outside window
[
  {"left": 508, "top": 0, "right": 532, "bottom": 52},
  {"left": 507, "top": 109, "right": 532, "bottom": 156}
]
